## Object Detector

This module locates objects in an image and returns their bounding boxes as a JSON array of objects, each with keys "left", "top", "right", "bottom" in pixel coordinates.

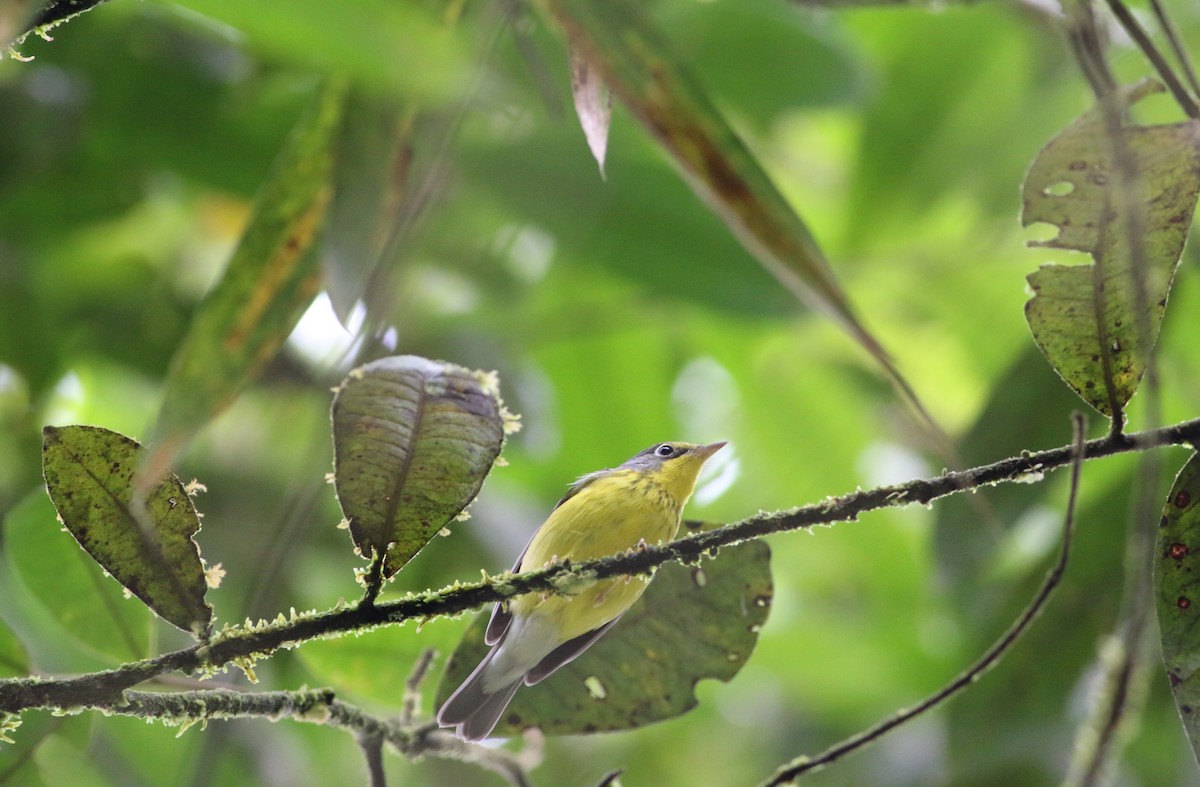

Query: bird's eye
[{"left": 655, "top": 444, "right": 675, "bottom": 457}]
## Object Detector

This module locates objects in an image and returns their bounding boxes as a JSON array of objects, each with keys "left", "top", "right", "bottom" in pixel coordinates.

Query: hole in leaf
[{"left": 1042, "top": 180, "right": 1074, "bottom": 196}]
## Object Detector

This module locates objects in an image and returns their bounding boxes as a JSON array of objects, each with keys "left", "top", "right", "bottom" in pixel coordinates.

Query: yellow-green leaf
[
  {"left": 1022, "top": 80, "right": 1200, "bottom": 417},
  {"left": 436, "top": 528, "right": 773, "bottom": 736},
  {"left": 331, "top": 356, "right": 508, "bottom": 578},
  {"left": 1156, "top": 451, "right": 1200, "bottom": 766},
  {"left": 41, "top": 425, "right": 212, "bottom": 635},
  {"left": 147, "top": 78, "right": 347, "bottom": 467}
]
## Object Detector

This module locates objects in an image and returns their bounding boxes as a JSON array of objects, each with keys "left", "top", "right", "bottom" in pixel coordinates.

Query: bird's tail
[{"left": 437, "top": 647, "right": 524, "bottom": 741}]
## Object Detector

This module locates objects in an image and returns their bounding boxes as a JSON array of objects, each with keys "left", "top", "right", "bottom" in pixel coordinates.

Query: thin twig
[
  {"left": 360, "top": 548, "right": 389, "bottom": 608},
  {"left": 1100, "top": 0, "right": 1199, "bottom": 118},
  {"left": 360, "top": 733, "right": 387, "bottom": 787},
  {"left": 758, "top": 413, "right": 1089, "bottom": 786},
  {"left": 402, "top": 648, "right": 437, "bottom": 724},
  {"left": 1146, "top": 0, "right": 1200, "bottom": 97}
]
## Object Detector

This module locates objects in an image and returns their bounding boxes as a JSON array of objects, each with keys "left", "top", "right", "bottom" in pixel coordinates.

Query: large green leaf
[
  {"left": 1156, "top": 451, "right": 1200, "bottom": 765},
  {"left": 1023, "top": 80, "right": 1200, "bottom": 417},
  {"left": 146, "top": 78, "right": 346, "bottom": 469},
  {"left": 4, "top": 492, "right": 150, "bottom": 662},
  {"left": 331, "top": 356, "right": 509, "bottom": 578},
  {"left": 42, "top": 425, "right": 212, "bottom": 635},
  {"left": 436, "top": 526, "right": 773, "bottom": 735}
]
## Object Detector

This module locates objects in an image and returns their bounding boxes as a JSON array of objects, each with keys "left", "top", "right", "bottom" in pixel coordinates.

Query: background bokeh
[{"left": 3, "top": 0, "right": 1200, "bottom": 784}]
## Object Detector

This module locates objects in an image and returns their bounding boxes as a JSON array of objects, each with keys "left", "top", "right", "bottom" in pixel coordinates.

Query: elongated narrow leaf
[
  {"left": 147, "top": 79, "right": 347, "bottom": 469},
  {"left": 1156, "top": 451, "right": 1200, "bottom": 765},
  {"left": 436, "top": 526, "right": 773, "bottom": 735},
  {"left": 534, "top": 0, "right": 888, "bottom": 365},
  {"left": 331, "top": 356, "right": 508, "bottom": 578},
  {"left": 1023, "top": 80, "right": 1200, "bottom": 417},
  {"left": 42, "top": 425, "right": 212, "bottom": 634},
  {"left": 322, "top": 88, "right": 413, "bottom": 325}
]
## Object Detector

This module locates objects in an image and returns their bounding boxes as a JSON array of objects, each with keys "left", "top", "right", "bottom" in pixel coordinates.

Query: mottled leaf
[
  {"left": 534, "top": 0, "right": 892, "bottom": 369},
  {"left": 436, "top": 527, "right": 773, "bottom": 735},
  {"left": 4, "top": 491, "right": 150, "bottom": 661},
  {"left": 147, "top": 78, "right": 347, "bottom": 469},
  {"left": 1156, "top": 451, "right": 1200, "bottom": 765},
  {"left": 1023, "top": 79, "right": 1200, "bottom": 417},
  {"left": 42, "top": 425, "right": 212, "bottom": 635},
  {"left": 331, "top": 356, "right": 508, "bottom": 578},
  {"left": 570, "top": 45, "right": 611, "bottom": 179}
]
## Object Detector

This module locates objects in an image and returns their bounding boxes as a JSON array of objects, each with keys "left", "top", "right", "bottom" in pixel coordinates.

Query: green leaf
[
  {"left": 1156, "top": 451, "right": 1200, "bottom": 765},
  {"left": 1022, "top": 79, "right": 1200, "bottom": 417},
  {"left": 4, "top": 491, "right": 150, "bottom": 662},
  {"left": 41, "top": 425, "right": 212, "bottom": 634},
  {"left": 147, "top": 78, "right": 347, "bottom": 466},
  {"left": 0, "top": 616, "right": 29, "bottom": 678},
  {"left": 331, "top": 356, "right": 509, "bottom": 578},
  {"left": 298, "top": 618, "right": 467, "bottom": 706},
  {"left": 435, "top": 529, "right": 773, "bottom": 735},
  {"left": 533, "top": 0, "right": 892, "bottom": 368}
]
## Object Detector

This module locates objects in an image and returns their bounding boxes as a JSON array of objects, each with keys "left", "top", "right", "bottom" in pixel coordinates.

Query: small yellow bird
[{"left": 437, "top": 440, "right": 726, "bottom": 740}]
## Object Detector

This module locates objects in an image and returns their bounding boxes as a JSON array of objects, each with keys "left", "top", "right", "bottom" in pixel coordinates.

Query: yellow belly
[{"left": 512, "top": 470, "right": 680, "bottom": 641}]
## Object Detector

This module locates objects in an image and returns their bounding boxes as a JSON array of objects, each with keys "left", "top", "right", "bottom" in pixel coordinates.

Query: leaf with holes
[
  {"left": 1022, "top": 79, "right": 1200, "bottom": 417},
  {"left": 1156, "top": 451, "right": 1200, "bottom": 765},
  {"left": 41, "top": 426, "right": 212, "bottom": 635},
  {"left": 331, "top": 356, "right": 510, "bottom": 578},
  {"left": 436, "top": 525, "right": 773, "bottom": 735}
]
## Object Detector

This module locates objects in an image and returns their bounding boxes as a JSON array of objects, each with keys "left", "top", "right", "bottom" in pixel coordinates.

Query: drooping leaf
[
  {"left": 569, "top": 45, "right": 611, "bottom": 178},
  {"left": 1156, "top": 450, "right": 1200, "bottom": 765},
  {"left": 533, "top": 0, "right": 893, "bottom": 369},
  {"left": 331, "top": 356, "right": 509, "bottom": 578},
  {"left": 146, "top": 78, "right": 347, "bottom": 471},
  {"left": 5, "top": 491, "right": 150, "bottom": 661},
  {"left": 41, "top": 425, "right": 212, "bottom": 635},
  {"left": 1022, "top": 79, "right": 1200, "bottom": 417},
  {"left": 436, "top": 526, "right": 773, "bottom": 735},
  {"left": 322, "top": 88, "right": 413, "bottom": 325}
]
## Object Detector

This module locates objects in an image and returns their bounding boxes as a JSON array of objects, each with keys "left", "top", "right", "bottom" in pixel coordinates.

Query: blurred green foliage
[{"left": 3, "top": 0, "right": 1200, "bottom": 785}]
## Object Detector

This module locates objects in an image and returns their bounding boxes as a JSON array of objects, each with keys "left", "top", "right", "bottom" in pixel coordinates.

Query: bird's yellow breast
[{"left": 512, "top": 469, "right": 682, "bottom": 641}]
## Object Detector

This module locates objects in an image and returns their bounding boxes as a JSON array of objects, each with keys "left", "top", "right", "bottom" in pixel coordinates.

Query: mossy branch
[{"left": 2, "top": 415, "right": 1198, "bottom": 719}]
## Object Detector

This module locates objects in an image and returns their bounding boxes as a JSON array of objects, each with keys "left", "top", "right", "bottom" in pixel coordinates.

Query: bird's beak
[{"left": 693, "top": 441, "right": 727, "bottom": 461}]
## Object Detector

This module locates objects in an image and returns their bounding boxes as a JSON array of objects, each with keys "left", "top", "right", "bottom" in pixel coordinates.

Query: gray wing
[{"left": 523, "top": 614, "right": 624, "bottom": 685}]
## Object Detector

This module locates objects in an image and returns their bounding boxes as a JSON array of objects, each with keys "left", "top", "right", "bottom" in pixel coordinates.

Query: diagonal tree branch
[{"left": 2, "top": 415, "right": 1200, "bottom": 718}]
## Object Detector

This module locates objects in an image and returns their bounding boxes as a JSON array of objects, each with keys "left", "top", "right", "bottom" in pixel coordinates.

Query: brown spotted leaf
[
  {"left": 436, "top": 525, "right": 773, "bottom": 735},
  {"left": 1156, "top": 451, "right": 1200, "bottom": 765},
  {"left": 331, "top": 356, "right": 508, "bottom": 578},
  {"left": 41, "top": 425, "right": 212, "bottom": 635},
  {"left": 1022, "top": 79, "right": 1200, "bottom": 417}
]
